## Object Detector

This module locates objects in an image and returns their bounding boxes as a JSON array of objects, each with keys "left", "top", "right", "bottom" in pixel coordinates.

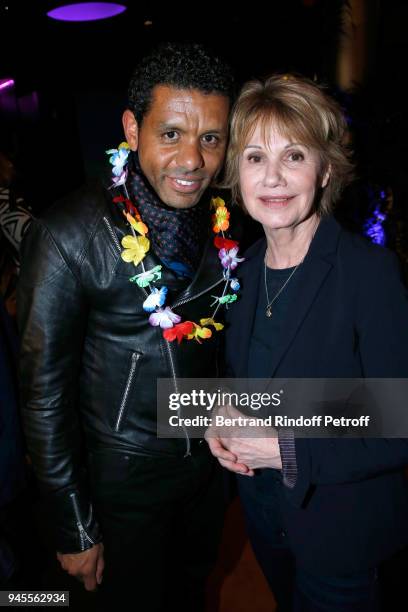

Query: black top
[{"left": 248, "top": 264, "right": 299, "bottom": 378}]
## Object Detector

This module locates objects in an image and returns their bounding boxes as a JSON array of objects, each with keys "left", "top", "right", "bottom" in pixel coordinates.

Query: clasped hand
[{"left": 205, "top": 403, "right": 282, "bottom": 475}]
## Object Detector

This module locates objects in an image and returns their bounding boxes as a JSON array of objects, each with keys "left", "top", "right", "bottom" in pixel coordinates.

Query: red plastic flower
[
  {"left": 214, "top": 237, "right": 238, "bottom": 251},
  {"left": 163, "top": 321, "right": 195, "bottom": 344}
]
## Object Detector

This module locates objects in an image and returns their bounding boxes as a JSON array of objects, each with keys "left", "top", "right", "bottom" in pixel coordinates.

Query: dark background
[
  {"left": 1, "top": 2, "right": 408, "bottom": 604},
  {"left": 1, "top": 0, "right": 407, "bottom": 253}
]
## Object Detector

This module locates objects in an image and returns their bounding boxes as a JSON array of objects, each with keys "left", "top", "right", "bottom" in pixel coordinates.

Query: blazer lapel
[
  {"left": 266, "top": 216, "right": 341, "bottom": 377},
  {"left": 227, "top": 216, "right": 342, "bottom": 379},
  {"left": 266, "top": 258, "right": 332, "bottom": 376},
  {"left": 229, "top": 239, "right": 265, "bottom": 377}
]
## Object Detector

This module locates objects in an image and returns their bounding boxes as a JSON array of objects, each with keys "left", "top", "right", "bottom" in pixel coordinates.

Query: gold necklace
[{"left": 264, "top": 254, "right": 303, "bottom": 317}]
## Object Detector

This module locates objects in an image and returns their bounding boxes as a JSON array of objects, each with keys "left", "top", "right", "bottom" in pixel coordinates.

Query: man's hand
[{"left": 57, "top": 542, "right": 104, "bottom": 591}]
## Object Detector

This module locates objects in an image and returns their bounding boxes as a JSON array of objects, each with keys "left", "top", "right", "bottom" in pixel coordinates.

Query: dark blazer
[{"left": 225, "top": 215, "right": 408, "bottom": 574}]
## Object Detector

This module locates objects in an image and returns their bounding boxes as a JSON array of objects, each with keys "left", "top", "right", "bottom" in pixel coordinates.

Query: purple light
[
  {"left": 47, "top": 3, "right": 126, "bottom": 22},
  {"left": 363, "top": 204, "right": 387, "bottom": 247},
  {"left": 0, "top": 78, "right": 15, "bottom": 91}
]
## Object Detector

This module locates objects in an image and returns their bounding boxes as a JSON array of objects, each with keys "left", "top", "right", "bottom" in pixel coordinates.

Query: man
[{"left": 18, "top": 43, "right": 234, "bottom": 611}]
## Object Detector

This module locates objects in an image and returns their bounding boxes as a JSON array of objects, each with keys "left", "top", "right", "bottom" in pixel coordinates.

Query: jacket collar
[
  {"left": 169, "top": 234, "right": 224, "bottom": 308},
  {"left": 232, "top": 215, "right": 342, "bottom": 377},
  {"left": 104, "top": 185, "right": 224, "bottom": 304}
]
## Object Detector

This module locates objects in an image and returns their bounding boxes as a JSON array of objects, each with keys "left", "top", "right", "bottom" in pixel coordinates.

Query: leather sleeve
[{"left": 17, "top": 219, "right": 102, "bottom": 553}]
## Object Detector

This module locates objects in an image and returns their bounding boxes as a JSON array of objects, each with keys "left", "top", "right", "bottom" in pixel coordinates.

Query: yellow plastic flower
[
  {"left": 187, "top": 324, "right": 212, "bottom": 343},
  {"left": 212, "top": 206, "right": 230, "bottom": 233},
  {"left": 118, "top": 141, "right": 130, "bottom": 150},
  {"left": 200, "top": 318, "right": 224, "bottom": 331},
  {"left": 121, "top": 235, "right": 150, "bottom": 266},
  {"left": 210, "top": 196, "right": 226, "bottom": 210}
]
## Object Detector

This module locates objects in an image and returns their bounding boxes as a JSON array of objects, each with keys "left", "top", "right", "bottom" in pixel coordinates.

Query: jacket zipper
[
  {"left": 115, "top": 352, "right": 140, "bottom": 432},
  {"left": 103, "top": 216, "right": 122, "bottom": 252},
  {"left": 70, "top": 492, "right": 95, "bottom": 550},
  {"left": 104, "top": 215, "right": 224, "bottom": 305},
  {"left": 103, "top": 216, "right": 150, "bottom": 297},
  {"left": 165, "top": 279, "right": 224, "bottom": 456},
  {"left": 165, "top": 339, "right": 191, "bottom": 457},
  {"left": 170, "top": 277, "right": 224, "bottom": 309},
  {"left": 104, "top": 215, "right": 222, "bottom": 455}
]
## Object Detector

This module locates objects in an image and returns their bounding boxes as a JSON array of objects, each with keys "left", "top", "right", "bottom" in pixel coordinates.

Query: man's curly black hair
[{"left": 127, "top": 42, "right": 235, "bottom": 124}]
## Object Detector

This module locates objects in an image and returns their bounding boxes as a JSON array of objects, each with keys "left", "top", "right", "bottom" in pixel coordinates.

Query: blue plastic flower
[
  {"left": 230, "top": 278, "right": 240, "bottom": 291},
  {"left": 108, "top": 148, "right": 130, "bottom": 176},
  {"left": 106, "top": 143, "right": 130, "bottom": 188},
  {"left": 143, "top": 287, "right": 168, "bottom": 312}
]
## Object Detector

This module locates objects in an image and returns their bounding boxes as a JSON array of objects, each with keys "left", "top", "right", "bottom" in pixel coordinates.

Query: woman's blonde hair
[{"left": 224, "top": 74, "right": 354, "bottom": 215}]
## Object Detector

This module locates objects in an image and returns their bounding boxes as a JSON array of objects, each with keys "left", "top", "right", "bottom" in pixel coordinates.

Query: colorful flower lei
[{"left": 106, "top": 142, "right": 244, "bottom": 343}]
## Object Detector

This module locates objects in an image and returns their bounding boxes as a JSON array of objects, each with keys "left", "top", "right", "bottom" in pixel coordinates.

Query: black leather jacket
[{"left": 17, "top": 182, "right": 224, "bottom": 553}]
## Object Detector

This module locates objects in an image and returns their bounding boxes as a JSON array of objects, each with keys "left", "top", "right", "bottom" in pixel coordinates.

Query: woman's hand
[
  {"left": 205, "top": 403, "right": 282, "bottom": 474},
  {"left": 206, "top": 434, "right": 255, "bottom": 475}
]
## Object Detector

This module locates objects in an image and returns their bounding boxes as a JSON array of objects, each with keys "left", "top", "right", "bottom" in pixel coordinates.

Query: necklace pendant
[{"left": 266, "top": 306, "right": 272, "bottom": 318}]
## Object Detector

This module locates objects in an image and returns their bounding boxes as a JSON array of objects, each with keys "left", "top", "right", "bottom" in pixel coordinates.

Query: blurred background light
[{"left": 47, "top": 2, "right": 126, "bottom": 22}]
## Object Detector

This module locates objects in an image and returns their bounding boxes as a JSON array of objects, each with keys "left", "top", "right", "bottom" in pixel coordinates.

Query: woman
[{"left": 207, "top": 75, "right": 408, "bottom": 611}]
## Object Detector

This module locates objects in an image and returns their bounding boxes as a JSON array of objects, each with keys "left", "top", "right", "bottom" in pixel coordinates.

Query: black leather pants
[{"left": 88, "top": 446, "right": 224, "bottom": 612}]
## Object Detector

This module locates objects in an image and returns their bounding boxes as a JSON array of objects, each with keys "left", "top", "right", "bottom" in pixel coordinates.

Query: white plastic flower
[{"left": 149, "top": 307, "right": 181, "bottom": 329}]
